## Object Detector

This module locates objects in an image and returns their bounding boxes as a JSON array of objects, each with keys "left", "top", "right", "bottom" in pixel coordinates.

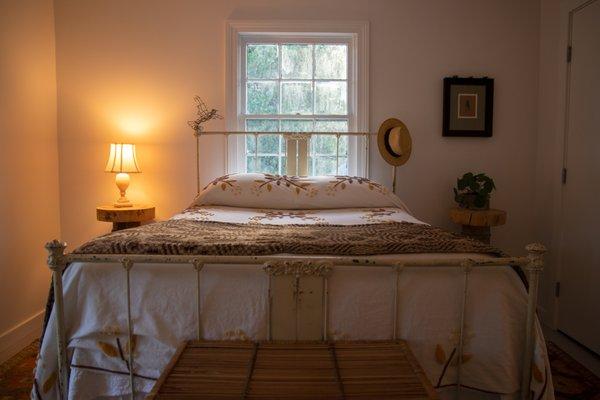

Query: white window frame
[{"left": 226, "top": 20, "right": 369, "bottom": 176}]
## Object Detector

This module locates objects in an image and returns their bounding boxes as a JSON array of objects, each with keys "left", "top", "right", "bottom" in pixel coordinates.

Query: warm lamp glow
[
  {"left": 116, "top": 115, "right": 152, "bottom": 135},
  {"left": 105, "top": 143, "right": 141, "bottom": 207}
]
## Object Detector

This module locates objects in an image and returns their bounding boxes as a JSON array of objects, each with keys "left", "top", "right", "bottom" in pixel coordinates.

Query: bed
[{"left": 34, "top": 173, "right": 553, "bottom": 400}]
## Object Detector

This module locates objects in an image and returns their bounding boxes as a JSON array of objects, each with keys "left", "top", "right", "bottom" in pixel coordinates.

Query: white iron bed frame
[{"left": 44, "top": 129, "right": 546, "bottom": 400}]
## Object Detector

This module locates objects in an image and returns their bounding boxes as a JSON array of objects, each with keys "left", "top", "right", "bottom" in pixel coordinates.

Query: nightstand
[
  {"left": 449, "top": 208, "right": 506, "bottom": 244},
  {"left": 97, "top": 204, "right": 155, "bottom": 231}
]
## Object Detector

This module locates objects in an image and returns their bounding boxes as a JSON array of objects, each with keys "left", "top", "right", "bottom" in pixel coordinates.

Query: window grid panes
[{"left": 244, "top": 42, "right": 350, "bottom": 175}]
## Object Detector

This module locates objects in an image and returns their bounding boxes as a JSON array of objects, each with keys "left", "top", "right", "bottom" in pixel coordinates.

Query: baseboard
[{"left": 0, "top": 310, "right": 44, "bottom": 364}]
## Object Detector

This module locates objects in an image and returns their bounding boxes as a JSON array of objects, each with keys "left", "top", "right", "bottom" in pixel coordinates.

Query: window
[{"left": 227, "top": 21, "right": 369, "bottom": 176}]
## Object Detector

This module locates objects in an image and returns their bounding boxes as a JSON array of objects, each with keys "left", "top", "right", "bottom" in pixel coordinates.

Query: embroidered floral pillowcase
[{"left": 191, "top": 173, "right": 410, "bottom": 211}]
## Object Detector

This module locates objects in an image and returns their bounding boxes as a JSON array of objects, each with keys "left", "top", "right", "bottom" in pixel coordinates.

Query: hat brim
[{"left": 377, "top": 118, "right": 412, "bottom": 166}]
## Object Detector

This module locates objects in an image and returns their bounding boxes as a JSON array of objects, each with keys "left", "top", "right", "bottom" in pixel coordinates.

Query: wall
[
  {"left": 0, "top": 0, "right": 61, "bottom": 362},
  {"left": 54, "top": 0, "right": 541, "bottom": 258},
  {"left": 368, "top": 0, "right": 540, "bottom": 256}
]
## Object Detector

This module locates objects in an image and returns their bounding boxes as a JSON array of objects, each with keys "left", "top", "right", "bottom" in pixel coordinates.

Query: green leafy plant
[{"left": 453, "top": 172, "right": 496, "bottom": 209}]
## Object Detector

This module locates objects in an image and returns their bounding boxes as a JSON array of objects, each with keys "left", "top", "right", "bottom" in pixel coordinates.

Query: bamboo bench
[{"left": 147, "top": 340, "right": 438, "bottom": 399}]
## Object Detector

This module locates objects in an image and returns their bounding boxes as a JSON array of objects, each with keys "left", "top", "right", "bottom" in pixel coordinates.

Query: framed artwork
[{"left": 442, "top": 77, "right": 494, "bottom": 137}]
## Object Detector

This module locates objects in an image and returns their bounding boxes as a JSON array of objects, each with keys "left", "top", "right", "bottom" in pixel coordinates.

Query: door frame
[{"left": 551, "top": 0, "right": 600, "bottom": 329}]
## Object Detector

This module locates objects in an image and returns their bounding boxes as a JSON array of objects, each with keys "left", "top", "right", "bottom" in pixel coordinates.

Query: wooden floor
[
  {"left": 543, "top": 325, "right": 600, "bottom": 377},
  {"left": 148, "top": 341, "right": 438, "bottom": 399}
]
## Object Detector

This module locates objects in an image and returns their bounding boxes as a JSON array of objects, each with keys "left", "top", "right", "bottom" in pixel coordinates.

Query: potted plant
[{"left": 453, "top": 172, "right": 496, "bottom": 210}]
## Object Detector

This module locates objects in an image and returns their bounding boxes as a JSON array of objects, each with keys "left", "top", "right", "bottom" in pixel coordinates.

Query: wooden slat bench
[{"left": 147, "top": 340, "right": 438, "bottom": 399}]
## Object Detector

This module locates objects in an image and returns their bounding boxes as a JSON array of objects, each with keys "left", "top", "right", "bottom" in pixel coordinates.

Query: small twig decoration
[{"left": 188, "top": 96, "right": 223, "bottom": 132}]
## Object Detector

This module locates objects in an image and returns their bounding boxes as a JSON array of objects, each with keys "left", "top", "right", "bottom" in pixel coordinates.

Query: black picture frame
[{"left": 442, "top": 77, "right": 494, "bottom": 137}]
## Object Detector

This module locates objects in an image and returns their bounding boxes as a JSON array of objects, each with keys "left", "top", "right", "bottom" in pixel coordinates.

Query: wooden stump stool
[
  {"left": 449, "top": 208, "right": 507, "bottom": 244},
  {"left": 96, "top": 204, "right": 155, "bottom": 231}
]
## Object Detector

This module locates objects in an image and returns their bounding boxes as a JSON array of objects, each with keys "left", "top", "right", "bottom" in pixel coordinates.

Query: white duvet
[{"left": 34, "top": 205, "right": 553, "bottom": 400}]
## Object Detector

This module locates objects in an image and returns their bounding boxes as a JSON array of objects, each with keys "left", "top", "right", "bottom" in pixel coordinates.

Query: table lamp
[{"left": 105, "top": 143, "right": 141, "bottom": 207}]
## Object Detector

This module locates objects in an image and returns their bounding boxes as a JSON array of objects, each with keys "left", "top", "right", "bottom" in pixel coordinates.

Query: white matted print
[{"left": 457, "top": 93, "right": 478, "bottom": 119}]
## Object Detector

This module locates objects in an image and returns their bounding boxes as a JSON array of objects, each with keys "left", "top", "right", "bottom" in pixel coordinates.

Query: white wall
[
  {"left": 0, "top": 0, "right": 61, "bottom": 362},
  {"left": 53, "top": 0, "right": 542, "bottom": 258}
]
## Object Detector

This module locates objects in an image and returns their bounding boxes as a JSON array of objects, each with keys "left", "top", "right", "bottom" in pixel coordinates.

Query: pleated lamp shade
[{"left": 104, "top": 143, "right": 141, "bottom": 173}]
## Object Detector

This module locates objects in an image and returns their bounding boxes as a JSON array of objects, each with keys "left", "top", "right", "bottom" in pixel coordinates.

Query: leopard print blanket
[
  {"left": 73, "top": 220, "right": 502, "bottom": 256},
  {"left": 41, "top": 220, "right": 507, "bottom": 343}
]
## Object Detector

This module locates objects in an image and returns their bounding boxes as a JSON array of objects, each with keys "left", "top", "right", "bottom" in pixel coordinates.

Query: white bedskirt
[{"left": 35, "top": 257, "right": 553, "bottom": 399}]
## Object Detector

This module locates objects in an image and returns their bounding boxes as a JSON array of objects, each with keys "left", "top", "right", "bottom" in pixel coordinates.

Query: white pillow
[{"left": 191, "top": 173, "right": 410, "bottom": 211}]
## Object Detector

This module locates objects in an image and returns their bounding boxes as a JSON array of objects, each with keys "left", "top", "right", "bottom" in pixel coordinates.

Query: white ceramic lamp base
[{"left": 114, "top": 172, "right": 132, "bottom": 208}]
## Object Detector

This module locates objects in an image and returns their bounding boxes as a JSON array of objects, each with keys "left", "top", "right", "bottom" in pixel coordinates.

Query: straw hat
[{"left": 377, "top": 118, "right": 412, "bottom": 166}]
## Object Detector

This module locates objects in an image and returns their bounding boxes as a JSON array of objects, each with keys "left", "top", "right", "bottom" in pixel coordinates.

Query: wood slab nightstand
[
  {"left": 96, "top": 204, "right": 155, "bottom": 231},
  {"left": 450, "top": 208, "right": 506, "bottom": 244}
]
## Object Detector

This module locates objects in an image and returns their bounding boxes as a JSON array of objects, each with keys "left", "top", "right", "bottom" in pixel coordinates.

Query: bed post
[
  {"left": 192, "top": 259, "right": 205, "bottom": 340},
  {"left": 45, "top": 240, "right": 69, "bottom": 400},
  {"left": 456, "top": 259, "right": 473, "bottom": 399},
  {"left": 195, "top": 128, "right": 201, "bottom": 194},
  {"left": 322, "top": 275, "right": 329, "bottom": 341},
  {"left": 392, "top": 264, "right": 405, "bottom": 340},
  {"left": 267, "top": 272, "right": 272, "bottom": 341},
  {"left": 121, "top": 258, "right": 136, "bottom": 400},
  {"left": 520, "top": 243, "right": 547, "bottom": 400}
]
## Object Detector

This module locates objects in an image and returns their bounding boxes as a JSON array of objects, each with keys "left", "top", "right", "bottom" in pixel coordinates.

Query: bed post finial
[
  {"left": 525, "top": 243, "right": 547, "bottom": 270},
  {"left": 46, "top": 240, "right": 67, "bottom": 271},
  {"left": 45, "top": 240, "right": 69, "bottom": 399},
  {"left": 520, "top": 243, "right": 546, "bottom": 400}
]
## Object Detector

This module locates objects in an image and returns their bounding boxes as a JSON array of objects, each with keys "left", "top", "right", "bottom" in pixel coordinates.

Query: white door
[{"left": 558, "top": 0, "right": 600, "bottom": 354}]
